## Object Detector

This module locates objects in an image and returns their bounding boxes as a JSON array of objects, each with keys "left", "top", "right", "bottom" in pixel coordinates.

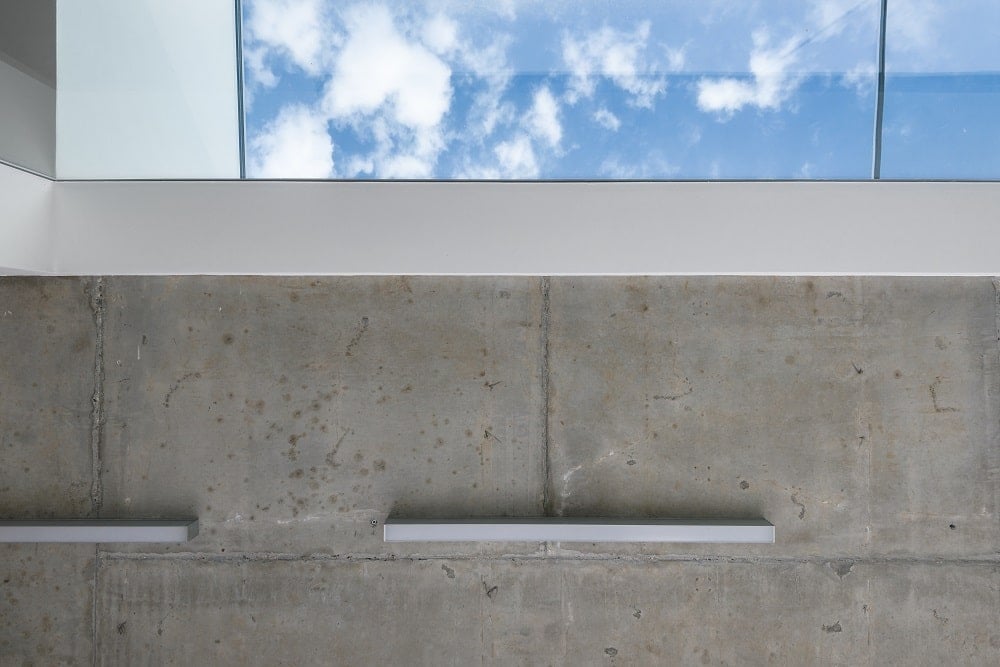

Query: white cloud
[
  {"left": 244, "top": 47, "right": 278, "bottom": 89},
  {"left": 344, "top": 155, "right": 374, "bottom": 178},
  {"left": 452, "top": 163, "right": 501, "bottom": 180},
  {"left": 456, "top": 35, "right": 515, "bottom": 141},
  {"left": 339, "top": 118, "right": 446, "bottom": 180},
  {"left": 810, "top": 0, "right": 863, "bottom": 38},
  {"left": 248, "top": 105, "right": 333, "bottom": 178},
  {"left": 422, "top": 14, "right": 459, "bottom": 55},
  {"left": 247, "top": 0, "right": 326, "bottom": 76},
  {"left": 841, "top": 61, "right": 876, "bottom": 97},
  {"left": 317, "top": 4, "right": 456, "bottom": 179},
  {"left": 696, "top": 78, "right": 757, "bottom": 114},
  {"left": 696, "top": 0, "right": 880, "bottom": 117},
  {"left": 380, "top": 154, "right": 434, "bottom": 179},
  {"left": 562, "top": 21, "right": 667, "bottom": 109},
  {"left": 887, "top": 0, "right": 942, "bottom": 54},
  {"left": 599, "top": 153, "right": 678, "bottom": 179},
  {"left": 322, "top": 4, "right": 452, "bottom": 130},
  {"left": 241, "top": 46, "right": 277, "bottom": 111},
  {"left": 696, "top": 30, "right": 800, "bottom": 114},
  {"left": 526, "top": 87, "right": 562, "bottom": 147},
  {"left": 593, "top": 107, "right": 621, "bottom": 131},
  {"left": 665, "top": 46, "right": 686, "bottom": 72},
  {"left": 494, "top": 135, "right": 539, "bottom": 179}
]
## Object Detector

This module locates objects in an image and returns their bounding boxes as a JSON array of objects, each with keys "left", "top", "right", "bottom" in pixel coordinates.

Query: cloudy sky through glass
[{"left": 241, "top": 0, "right": 998, "bottom": 180}]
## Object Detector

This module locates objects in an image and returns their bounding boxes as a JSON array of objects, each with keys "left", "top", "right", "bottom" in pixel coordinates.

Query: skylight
[
  {"left": 881, "top": 0, "right": 1000, "bottom": 178},
  {"left": 242, "top": 0, "right": 885, "bottom": 180},
  {"left": 5, "top": 1, "right": 997, "bottom": 180}
]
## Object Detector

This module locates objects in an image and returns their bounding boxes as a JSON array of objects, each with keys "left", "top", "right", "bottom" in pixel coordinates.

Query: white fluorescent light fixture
[
  {"left": 383, "top": 518, "right": 774, "bottom": 543},
  {"left": 0, "top": 520, "right": 199, "bottom": 543}
]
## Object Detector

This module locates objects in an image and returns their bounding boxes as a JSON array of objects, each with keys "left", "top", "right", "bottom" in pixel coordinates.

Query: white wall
[
  {"left": 0, "top": 162, "right": 53, "bottom": 274},
  {"left": 56, "top": 0, "right": 240, "bottom": 178},
  {"left": 0, "top": 59, "right": 55, "bottom": 176},
  {"left": 50, "top": 181, "right": 1000, "bottom": 275}
]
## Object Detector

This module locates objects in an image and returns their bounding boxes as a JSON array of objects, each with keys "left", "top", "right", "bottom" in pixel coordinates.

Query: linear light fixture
[
  {"left": 383, "top": 518, "right": 774, "bottom": 543},
  {"left": 0, "top": 520, "right": 199, "bottom": 543}
]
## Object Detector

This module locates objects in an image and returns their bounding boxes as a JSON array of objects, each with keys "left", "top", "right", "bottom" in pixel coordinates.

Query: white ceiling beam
[{"left": 48, "top": 180, "right": 1000, "bottom": 275}]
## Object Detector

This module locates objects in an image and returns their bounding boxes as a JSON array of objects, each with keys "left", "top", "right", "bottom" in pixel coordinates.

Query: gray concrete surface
[
  {"left": 548, "top": 278, "right": 999, "bottom": 560},
  {"left": 2, "top": 276, "right": 998, "bottom": 665},
  {"left": 95, "top": 558, "right": 998, "bottom": 666},
  {"left": 98, "top": 277, "right": 546, "bottom": 558}
]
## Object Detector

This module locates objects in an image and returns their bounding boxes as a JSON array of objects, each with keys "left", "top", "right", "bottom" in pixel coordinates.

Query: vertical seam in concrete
[
  {"left": 92, "top": 545, "right": 99, "bottom": 667},
  {"left": 860, "top": 278, "right": 872, "bottom": 554},
  {"left": 541, "top": 276, "right": 553, "bottom": 517},
  {"left": 88, "top": 276, "right": 106, "bottom": 667},
  {"left": 88, "top": 276, "right": 106, "bottom": 516},
  {"left": 991, "top": 278, "right": 1000, "bottom": 525}
]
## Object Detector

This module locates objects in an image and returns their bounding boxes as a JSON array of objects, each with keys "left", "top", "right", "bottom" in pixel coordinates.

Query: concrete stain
[{"left": 791, "top": 494, "right": 806, "bottom": 520}]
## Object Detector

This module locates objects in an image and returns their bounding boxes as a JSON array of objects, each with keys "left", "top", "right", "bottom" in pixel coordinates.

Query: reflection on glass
[
  {"left": 241, "top": 0, "right": 880, "bottom": 180},
  {"left": 882, "top": 0, "right": 1000, "bottom": 179}
]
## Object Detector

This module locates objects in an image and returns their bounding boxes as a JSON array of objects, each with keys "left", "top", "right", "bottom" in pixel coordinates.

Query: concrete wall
[{"left": 1, "top": 276, "right": 997, "bottom": 664}]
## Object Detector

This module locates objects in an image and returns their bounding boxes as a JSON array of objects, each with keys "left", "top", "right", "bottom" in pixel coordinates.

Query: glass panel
[
  {"left": 56, "top": 0, "right": 241, "bottom": 179},
  {"left": 242, "top": 0, "right": 881, "bottom": 180},
  {"left": 882, "top": 0, "right": 1000, "bottom": 179}
]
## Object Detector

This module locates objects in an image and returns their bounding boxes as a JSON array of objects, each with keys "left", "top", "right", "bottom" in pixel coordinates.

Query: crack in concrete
[
  {"left": 540, "top": 277, "right": 553, "bottom": 517},
  {"left": 86, "top": 277, "right": 106, "bottom": 667},
  {"left": 992, "top": 278, "right": 1000, "bottom": 528},
  {"left": 994, "top": 278, "right": 1000, "bottom": 350},
  {"left": 92, "top": 546, "right": 99, "bottom": 667},
  {"left": 87, "top": 277, "right": 106, "bottom": 516}
]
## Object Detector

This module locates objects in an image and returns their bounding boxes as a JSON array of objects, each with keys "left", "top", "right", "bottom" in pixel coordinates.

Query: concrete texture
[
  {"left": 0, "top": 278, "right": 96, "bottom": 666},
  {"left": 95, "top": 557, "right": 998, "bottom": 666},
  {"left": 1, "top": 544, "right": 94, "bottom": 665},
  {"left": 0, "top": 278, "right": 95, "bottom": 517},
  {"left": 98, "top": 277, "right": 545, "bottom": 557},
  {"left": 547, "top": 278, "right": 1000, "bottom": 561},
  {"left": 1, "top": 276, "right": 998, "bottom": 665}
]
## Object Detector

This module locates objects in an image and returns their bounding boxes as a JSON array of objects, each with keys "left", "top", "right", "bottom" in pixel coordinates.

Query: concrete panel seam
[
  {"left": 87, "top": 276, "right": 105, "bottom": 667},
  {"left": 87, "top": 276, "right": 106, "bottom": 516},
  {"left": 992, "top": 278, "right": 1000, "bottom": 524},
  {"left": 95, "top": 551, "right": 1000, "bottom": 566},
  {"left": 541, "top": 276, "right": 553, "bottom": 518},
  {"left": 92, "top": 545, "right": 99, "bottom": 667}
]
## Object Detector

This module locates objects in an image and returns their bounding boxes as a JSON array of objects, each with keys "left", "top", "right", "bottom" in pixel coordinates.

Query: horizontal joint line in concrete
[{"left": 96, "top": 551, "right": 1000, "bottom": 566}]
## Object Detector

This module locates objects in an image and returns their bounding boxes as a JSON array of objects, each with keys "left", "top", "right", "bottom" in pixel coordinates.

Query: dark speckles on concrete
[
  {"left": 97, "top": 277, "right": 545, "bottom": 556},
  {"left": 547, "top": 277, "right": 999, "bottom": 561},
  {"left": 96, "top": 559, "right": 998, "bottom": 665},
  {"left": 0, "top": 278, "right": 95, "bottom": 517},
  {"left": 0, "top": 544, "right": 95, "bottom": 663},
  {"left": 3, "top": 276, "right": 998, "bottom": 665}
]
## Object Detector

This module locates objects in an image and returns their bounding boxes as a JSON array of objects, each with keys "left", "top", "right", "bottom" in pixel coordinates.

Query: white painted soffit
[
  {"left": 48, "top": 180, "right": 1000, "bottom": 276},
  {"left": 0, "top": 161, "right": 54, "bottom": 274}
]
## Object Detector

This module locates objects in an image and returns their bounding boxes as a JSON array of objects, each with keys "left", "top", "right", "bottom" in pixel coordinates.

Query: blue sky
[{"left": 241, "top": 0, "right": 999, "bottom": 180}]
